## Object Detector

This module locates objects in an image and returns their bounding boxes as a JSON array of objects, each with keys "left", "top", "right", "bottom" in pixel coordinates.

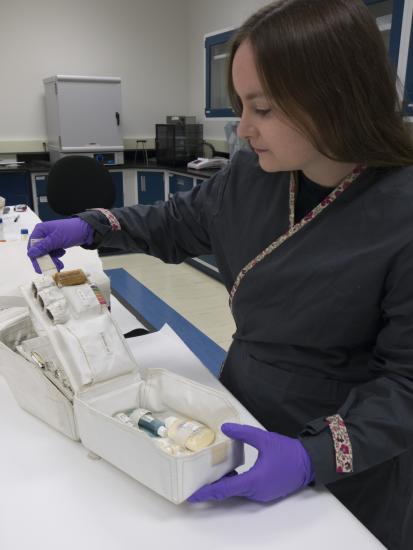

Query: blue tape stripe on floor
[{"left": 105, "top": 268, "right": 226, "bottom": 377}]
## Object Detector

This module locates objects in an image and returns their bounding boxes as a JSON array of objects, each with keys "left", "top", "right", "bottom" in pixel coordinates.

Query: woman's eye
[{"left": 254, "top": 108, "right": 271, "bottom": 116}]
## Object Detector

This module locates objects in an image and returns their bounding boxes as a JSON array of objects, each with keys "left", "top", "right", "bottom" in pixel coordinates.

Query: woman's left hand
[{"left": 187, "top": 423, "right": 314, "bottom": 503}]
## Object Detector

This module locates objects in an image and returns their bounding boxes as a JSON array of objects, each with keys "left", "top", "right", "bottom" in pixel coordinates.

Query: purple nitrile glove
[
  {"left": 187, "top": 423, "right": 314, "bottom": 503},
  {"left": 27, "top": 218, "right": 94, "bottom": 274}
]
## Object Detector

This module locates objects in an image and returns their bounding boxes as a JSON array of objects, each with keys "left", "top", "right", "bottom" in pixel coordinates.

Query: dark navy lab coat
[{"left": 80, "top": 151, "right": 413, "bottom": 549}]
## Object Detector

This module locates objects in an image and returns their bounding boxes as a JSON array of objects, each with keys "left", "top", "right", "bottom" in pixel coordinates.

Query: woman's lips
[{"left": 253, "top": 148, "right": 269, "bottom": 154}]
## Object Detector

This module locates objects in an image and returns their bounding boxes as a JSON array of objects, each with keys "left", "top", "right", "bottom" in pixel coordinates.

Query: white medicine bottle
[{"left": 165, "top": 416, "right": 215, "bottom": 452}]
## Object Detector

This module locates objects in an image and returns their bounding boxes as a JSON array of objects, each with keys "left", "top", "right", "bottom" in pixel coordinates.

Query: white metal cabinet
[{"left": 44, "top": 75, "right": 124, "bottom": 157}]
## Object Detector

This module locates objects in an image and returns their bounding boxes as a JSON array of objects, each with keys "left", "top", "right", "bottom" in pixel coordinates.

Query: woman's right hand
[{"left": 27, "top": 218, "right": 94, "bottom": 273}]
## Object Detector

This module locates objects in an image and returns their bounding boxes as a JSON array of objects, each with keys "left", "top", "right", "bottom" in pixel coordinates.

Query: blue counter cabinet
[
  {"left": 0, "top": 171, "right": 33, "bottom": 210},
  {"left": 110, "top": 171, "right": 124, "bottom": 208},
  {"left": 31, "top": 173, "right": 66, "bottom": 221},
  {"left": 137, "top": 170, "right": 165, "bottom": 204},
  {"left": 168, "top": 173, "right": 194, "bottom": 198}
]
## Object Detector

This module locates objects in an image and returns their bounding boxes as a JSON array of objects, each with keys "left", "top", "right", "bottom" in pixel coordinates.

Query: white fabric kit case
[{"left": 0, "top": 270, "right": 244, "bottom": 504}]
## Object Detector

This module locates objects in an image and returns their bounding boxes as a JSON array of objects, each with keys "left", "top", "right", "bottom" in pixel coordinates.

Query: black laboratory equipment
[{"left": 155, "top": 122, "right": 203, "bottom": 166}]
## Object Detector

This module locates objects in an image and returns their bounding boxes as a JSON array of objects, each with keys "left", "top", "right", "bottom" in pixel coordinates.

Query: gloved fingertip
[
  {"left": 188, "top": 471, "right": 245, "bottom": 503},
  {"left": 54, "top": 258, "right": 64, "bottom": 271},
  {"left": 221, "top": 422, "right": 243, "bottom": 436},
  {"left": 220, "top": 423, "right": 265, "bottom": 448},
  {"left": 187, "top": 488, "right": 223, "bottom": 503},
  {"left": 29, "top": 243, "right": 51, "bottom": 260},
  {"left": 27, "top": 245, "right": 41, "bottom": 260},
  {"left": 187, "top": 488, "right": 207, "bottom": 503},
  {"left": 30, "top": 259, "right": 41, "bottom": 274}
]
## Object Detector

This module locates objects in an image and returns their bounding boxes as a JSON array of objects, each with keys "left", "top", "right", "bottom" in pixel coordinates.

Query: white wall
[
  {"left": 187, "top": 0, "right": 270, "bottom": 145},
  {"left": 0, "top": 0, "right": 189, "bottom": 151},
  {"left": 0, "top": 0, "right": 272, "bottom": 153}
]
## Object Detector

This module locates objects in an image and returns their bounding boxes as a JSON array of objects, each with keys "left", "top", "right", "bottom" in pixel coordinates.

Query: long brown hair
[{"left": 228, "top": 0, "right": 413, "bottom": 167}]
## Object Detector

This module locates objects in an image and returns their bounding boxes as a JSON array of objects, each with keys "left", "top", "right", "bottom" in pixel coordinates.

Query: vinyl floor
[{"left": 101, "top": 253, "right": 235, "bottom": 350}]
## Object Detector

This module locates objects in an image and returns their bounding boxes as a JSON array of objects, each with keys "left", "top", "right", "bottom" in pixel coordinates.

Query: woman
[{"left": 28, "top": 1, "right": 413, "bottom": 547}]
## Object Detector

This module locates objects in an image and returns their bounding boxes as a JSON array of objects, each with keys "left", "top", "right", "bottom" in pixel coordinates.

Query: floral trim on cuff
[
  {"left": 90, "top": 208, "right": 121, "bottom": 231},
  {"left": 326, "top": 414, "right": 353, "bottom": 473}
]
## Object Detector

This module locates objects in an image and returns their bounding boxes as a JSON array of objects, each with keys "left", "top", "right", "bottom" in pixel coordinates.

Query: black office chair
[
  {"left": 47, "top": 155, "right": 116, "bottom": 216},
  {"left": 47, "top": 154, "right": 126, "bottom": 256}
]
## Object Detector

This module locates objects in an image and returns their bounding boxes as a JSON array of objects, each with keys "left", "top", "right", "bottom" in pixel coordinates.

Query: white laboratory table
[{"left": 0, "top": 208, "right": 384, "bottom": 549}]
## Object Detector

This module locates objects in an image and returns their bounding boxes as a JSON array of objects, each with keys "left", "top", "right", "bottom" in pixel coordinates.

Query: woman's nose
[{"left": 237, "top": 113, "right": 256, "bottom": 140}]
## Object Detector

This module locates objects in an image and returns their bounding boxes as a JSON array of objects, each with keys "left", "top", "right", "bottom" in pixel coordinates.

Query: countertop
[{"left": 0, "top": 159, "right": 220, "bottom": 179}]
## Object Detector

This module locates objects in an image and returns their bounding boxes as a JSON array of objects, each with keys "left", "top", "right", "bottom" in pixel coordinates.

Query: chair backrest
[{"left": 47, "top": 155, "right": 116, "bottom": 215}]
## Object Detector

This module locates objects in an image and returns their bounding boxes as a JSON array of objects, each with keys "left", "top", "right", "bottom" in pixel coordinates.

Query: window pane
[
  {"left": 211, "top": 42, "right": 231, "bottom": 110},
  {"left": 367, "top": 0, "right": 394, "bottom": 51}
]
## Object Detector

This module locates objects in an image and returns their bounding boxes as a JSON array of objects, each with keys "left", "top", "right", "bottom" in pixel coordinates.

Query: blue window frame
[
  {"left": 205, "top": 29, "right": 235, "bottom": 118},
  {"left": 364, "top": 0, "right": 405, "bottom": 69},
  {"left": 387, "top": 0, "right": 405, "bottom": 68}
]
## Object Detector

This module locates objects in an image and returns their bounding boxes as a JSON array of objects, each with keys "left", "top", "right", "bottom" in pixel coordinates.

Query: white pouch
[
  {"left": 0, "top": 271, "right": 244, "bottom": 503},
  {"left": 0, "top": 304, "right": 36, "bottom": 350}
]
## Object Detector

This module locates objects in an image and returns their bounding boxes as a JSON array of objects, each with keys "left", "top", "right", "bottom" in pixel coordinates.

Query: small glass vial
[
  {"left": 130, "top": 409, "right": 168, "bottom": 437},
  {"left": 165, "top": 416, "right": 215, "bottom": 451},
  {"left": 20, "top": 228, "right": 29, "bottom": 240},
  {"left": 116, "top": 408, "right": 167, "bottom": 437}
]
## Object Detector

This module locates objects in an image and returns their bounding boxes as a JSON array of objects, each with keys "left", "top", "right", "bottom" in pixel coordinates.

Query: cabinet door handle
[
  {"left": 141, "top": 175, "right": 146, "bottom": 192},
  {"left": 116, "top": 112, "right": 120, "bottom": 126}
]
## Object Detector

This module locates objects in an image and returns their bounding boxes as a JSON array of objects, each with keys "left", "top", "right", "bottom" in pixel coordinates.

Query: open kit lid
[{"left": 20, "top": 268, "right": 139, "bottom": 394}]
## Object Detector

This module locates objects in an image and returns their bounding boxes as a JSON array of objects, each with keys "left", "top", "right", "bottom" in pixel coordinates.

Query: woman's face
[{"left": 232, "top": 39, "right": 322, "bottom": 173}]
